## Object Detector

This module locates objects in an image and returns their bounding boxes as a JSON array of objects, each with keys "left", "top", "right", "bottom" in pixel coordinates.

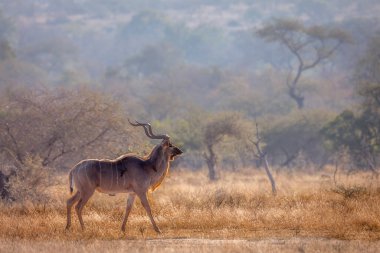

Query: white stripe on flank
[{"left": 77, "top": 163, "right": 83, "bottom": 186}]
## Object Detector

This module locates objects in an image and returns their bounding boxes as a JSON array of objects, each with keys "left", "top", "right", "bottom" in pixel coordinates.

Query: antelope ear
[{"left": 162, "top": 139, "right": 170, "bottom": 147}]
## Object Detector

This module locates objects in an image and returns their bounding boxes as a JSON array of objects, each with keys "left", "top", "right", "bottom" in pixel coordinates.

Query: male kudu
[{"left": 65, "top": 120, "right": 183, "bottom": 233}]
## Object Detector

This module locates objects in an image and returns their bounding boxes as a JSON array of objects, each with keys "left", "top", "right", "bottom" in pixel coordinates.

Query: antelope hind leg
[
  {"left": 121, "top": 193, "right": 136, "bottom": 232},
  {"left": 66, "top": 191, "right": 80, "bottom": 230},
  {"left": 75, "top": 190, "right": 94, "bottom": 230}
]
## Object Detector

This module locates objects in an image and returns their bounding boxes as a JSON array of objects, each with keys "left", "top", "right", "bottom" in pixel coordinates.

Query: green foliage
[
  {"left": 321, "top": 35, "right": 380, "bottom": 171},
  {"left": 355, "top": 35, "right": 380, "bottom": 110},
  {"left": 0, "top": 10, "right": 14, "bottom": 61},
  {"left": 257, "top": 18, "right": 350, "bottom": 44},
  {"left": 0, "top": 41, "right": 14, "bottom": 60},
  {"left": 203, "top": 112, "right": 243, "bottom": 179},
  {"left": 150, "top": 108, "right": 205, "bottom": 152},
  {"left": 204, "top": 112, "right": 242, "bottom": 147},
  {"left": 322, "top": 110, "right": 361, "bottom": 149},
  {"left": 0, "top": 10, "right": 13, "bottom": 37},
  {"left": 154, "top": 110, "right": 246, "bottom": 170},
  {"left": 262, "top": 109, "right": 335, "bottom": 166},
  {"left": 322, "top": 110, "right": 378, "bottom": 169},
  {"left": 124, "top": 43, "right": 182, "bottom": 77},
  {"left": 171, "top": 113, "right": 205, "bottom": 151}
]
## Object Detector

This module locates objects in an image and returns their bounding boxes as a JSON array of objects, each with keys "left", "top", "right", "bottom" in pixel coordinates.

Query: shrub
[{"left": 5, "top": 155, "right": 55, "bottom": 203}]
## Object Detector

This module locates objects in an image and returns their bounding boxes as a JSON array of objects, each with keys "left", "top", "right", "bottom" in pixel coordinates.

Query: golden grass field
[{"left": 1, "top": 168, "right": 380, "bottom": 252}]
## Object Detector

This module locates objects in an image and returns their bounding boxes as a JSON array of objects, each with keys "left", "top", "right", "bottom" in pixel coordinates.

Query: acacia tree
[
  {"left": 257, "top": 19, "right": 350, "bottom": 109},
  {"left": 203, "top": 113, "right": 241, "bottom": 180}
]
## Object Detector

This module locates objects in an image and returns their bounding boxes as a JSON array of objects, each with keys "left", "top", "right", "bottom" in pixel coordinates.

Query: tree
[
  {"left": 322, "top": 110, "right": 378, "bottom": 174},
  {"left": 323, "top": 35, "right": 380, "bottom": 173},
  {"left": 0, "top": 86, "right": 139, "bottom": 169},
  {"left": 263, "top": 110, "right": 334, "bottom": 168},
  {"left": 203, "top": 113, "right": 241, "bottom": 180},
  {"left": 355, "top": 35, "right": 380, "bottom": 113},
  {"left": 249, "top": 122, "right": 276, "bottom": 195},
  {"left": 0, "top": 10, "right": 15, "bottom": 61},
  {"left": 257, "top": 19, "right": 350, "bottom": 108},
  {"left": 123, "top": 43, "right": 182, "bottom": 77},
  {"left": 0, "top": 40, "right": 14, "bottom": 60}
]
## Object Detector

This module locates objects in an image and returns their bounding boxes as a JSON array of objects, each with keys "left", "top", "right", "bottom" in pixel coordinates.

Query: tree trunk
[
  {"left": 288, "top": 86, "right": 304, "bottom": 109},
  {"left": 281, "top": 151, "right": 298, "bottom": 167},
  {"left": 204, "top": 144, "right": 218, "bottom": 181},
  {"left": 262, "top": 155, "right": 277, "bottom": 195},
  {"left": 0, "top": 171, "right": 12, "bottom": 200}
]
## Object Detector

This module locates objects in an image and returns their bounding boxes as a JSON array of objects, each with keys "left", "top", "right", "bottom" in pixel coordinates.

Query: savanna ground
[{"left": 1, "top": 168, "right": 380, "bottom": 252}]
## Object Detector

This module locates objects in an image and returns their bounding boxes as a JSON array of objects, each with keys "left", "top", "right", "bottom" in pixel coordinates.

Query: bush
[
  {"left": 1, "top": 155, "right": 54, "bottom": 203},
  {"left": 8, "top": 156, "right": 53, "bottom": 202}
]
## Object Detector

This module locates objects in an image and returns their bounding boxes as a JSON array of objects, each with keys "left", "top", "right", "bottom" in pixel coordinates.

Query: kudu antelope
[{"left": 65, "top": 120, "right": 183, "bottom": 233}]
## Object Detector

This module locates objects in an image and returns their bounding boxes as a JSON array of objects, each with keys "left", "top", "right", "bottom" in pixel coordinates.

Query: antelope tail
[{"left": 69, "top": 170, "right": 74, "bottom": 194}]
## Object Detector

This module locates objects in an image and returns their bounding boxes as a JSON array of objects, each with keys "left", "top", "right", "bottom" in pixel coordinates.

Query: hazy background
[{"left": 0, "top": 0, "right": 379, "bottom": 183}]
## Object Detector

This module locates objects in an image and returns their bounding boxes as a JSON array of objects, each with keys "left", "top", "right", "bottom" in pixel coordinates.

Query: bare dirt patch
[{"left": 1, "top": 238, "right": 380, "bottom": 253}]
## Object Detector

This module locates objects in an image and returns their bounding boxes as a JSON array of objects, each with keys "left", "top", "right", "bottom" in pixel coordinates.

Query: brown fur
[{"left": 65, "top": 138, "right": 182, "bottom": 233}]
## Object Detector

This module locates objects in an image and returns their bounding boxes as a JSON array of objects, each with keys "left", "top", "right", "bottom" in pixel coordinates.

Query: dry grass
[
  {"left": 1, "top": 238, "right": 380, "bottom": 253},
  {"left": 0, "top": 168, "right": 380, "bottom": 247}
]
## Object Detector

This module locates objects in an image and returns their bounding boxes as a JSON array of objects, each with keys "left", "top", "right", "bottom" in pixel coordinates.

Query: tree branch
[
  {"left": 42, "top": 128, "right": 110, "bottom": 166},
  {"left": 4, "top": 123, "right": 23, "bottom": 163}
]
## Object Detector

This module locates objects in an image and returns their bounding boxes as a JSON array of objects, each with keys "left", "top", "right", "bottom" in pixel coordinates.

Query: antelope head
[{"left": 128, "top": 119, "right": 183, "bottom": 161}]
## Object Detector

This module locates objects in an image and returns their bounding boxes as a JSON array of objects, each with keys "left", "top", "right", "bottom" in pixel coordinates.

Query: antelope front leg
[
  {"left": 137, "top": 192, "right": 161, "bottom": 234},
  {"left": 121, "top": 193, "right": 136, "bottom": 232}
]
